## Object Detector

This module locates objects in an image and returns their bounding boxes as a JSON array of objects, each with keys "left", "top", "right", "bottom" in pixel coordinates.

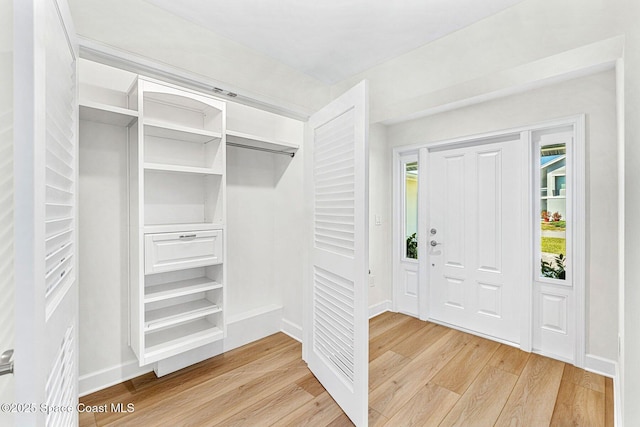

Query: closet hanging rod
[{"left": 226, "top": 141, "right": 296, "bottom": 158}]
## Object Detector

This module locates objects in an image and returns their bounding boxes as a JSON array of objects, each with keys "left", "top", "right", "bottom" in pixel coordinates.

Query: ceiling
[{"left": 144, "top": 0, "right": 525, "bottom": 84}]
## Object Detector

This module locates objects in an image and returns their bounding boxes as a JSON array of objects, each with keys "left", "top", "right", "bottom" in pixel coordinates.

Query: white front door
[
  {"left": 13, "top": 1, "right": 79, "bottom": 425},
  {"left": 304, "top": 81, "right": 369, "bottom": 426},
  {"left": 428, "top": 135, "right": 525, "bottom": 344}
]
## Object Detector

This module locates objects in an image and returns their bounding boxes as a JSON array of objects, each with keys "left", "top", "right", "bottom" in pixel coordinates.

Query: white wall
[
  {"left": 332, "top": 0, "right": 625, "bottom": 124},
  {"left": 368, "top": 123, "right": 392, "bottom": 309},
  {"left": 273, "top": 146, "right": 306, "bottom": 336},
  {"left": 226, "top": 147, "right": 280, "bottom": 317},
  {"left": 385, "top": 70, "right": 618, "bottom": 361}
]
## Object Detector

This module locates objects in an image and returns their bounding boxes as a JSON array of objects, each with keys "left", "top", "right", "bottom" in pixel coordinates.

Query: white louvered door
[
  {"left": 304, "top": 81, "right": 369, "bottom": 426},
  {"left": 13, "top": 1, "right": 78, "bottom": 425}
]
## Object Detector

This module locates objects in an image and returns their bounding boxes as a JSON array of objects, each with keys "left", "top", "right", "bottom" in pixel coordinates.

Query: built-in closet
[{"left": 78, "top": 59, "right": 304, "bottom": 391}]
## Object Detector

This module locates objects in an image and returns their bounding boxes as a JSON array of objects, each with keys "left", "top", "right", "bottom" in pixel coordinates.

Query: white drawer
[{"left": 145, "top": 230, "right": 223, "bottom": 274}]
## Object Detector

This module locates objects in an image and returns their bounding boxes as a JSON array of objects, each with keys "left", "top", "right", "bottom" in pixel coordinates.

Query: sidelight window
[
  {"left": 534, "top": 129, "right": 572, "bottom": 283},
  {"left": 404, "top": 161, "right": 418, "bottom": 259}
]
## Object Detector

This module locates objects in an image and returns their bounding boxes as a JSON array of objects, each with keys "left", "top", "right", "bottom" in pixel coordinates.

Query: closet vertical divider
[{"left": 129, "top": 78, "right": 226, "bottom": 367}]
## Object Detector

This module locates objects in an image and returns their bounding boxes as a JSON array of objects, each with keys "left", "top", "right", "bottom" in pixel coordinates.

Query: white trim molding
[
  {"left": 584, "top": 354, "right": 617, "bottom": 378},
  {"left": 281, "top": 318, "right": 302, "bottom": 342},
  {"left": 79, "top": 361, "right": 152, "bottom": 397},
  {"left": 369, "top": 300, "right": 392, "bottom": 319},
  {"left": 80, "top": 305, "right": 285, "bottom": 392}
]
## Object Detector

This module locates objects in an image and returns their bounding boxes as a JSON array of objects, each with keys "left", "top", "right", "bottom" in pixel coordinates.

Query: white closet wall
[{"left": 79, "top": 121, "right": 131, "bottom": 377}]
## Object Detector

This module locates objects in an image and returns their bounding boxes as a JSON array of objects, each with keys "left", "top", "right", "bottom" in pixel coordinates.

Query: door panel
[
  {"left": 304, "top": 81, "right": 368, "bottom": 426},
  {"left": 13, "top": 1, "right": 78, "bottom": 425},
  {"left": 429, "top": 136, "right": 523, "bottom": 344},
  {"left": 0, "top": 0, "right": 14, "bottom": 423}
]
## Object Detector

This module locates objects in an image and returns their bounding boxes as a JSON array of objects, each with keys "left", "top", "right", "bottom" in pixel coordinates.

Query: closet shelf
[
  {"left": 144, "top": 120, "right": 222, "bottom": 144},
  {"left": 79, "top": 100, "right": 138, "bottom": 127},
  {"left": 226, "top": 130, "right": 298, "bottom": 157},
  {"left": 144, "top": 162, "right": 223, "bottom": 176},
  {"left": 144, "top": 223, "right": 224, "bottom": 234},
  {"left": 145, "top": 277, "right": 222, "bottom": 303},
  {"left": 144, "top": 319, "right": 223, "bottom": 364},
  {"left": 145, "top": 299, "right": 221, "bottom": 332}
]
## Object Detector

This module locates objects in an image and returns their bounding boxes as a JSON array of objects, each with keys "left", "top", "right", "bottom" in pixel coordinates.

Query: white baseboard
[
  {"left": 584, "top": 353, "right": 617, "bottom": 378},
  {"left": 281, "top": 318, "right": 302, "bottom": 342},
  {"left": 155, "top": 304, "right": 284, "bottom": 377},
  {"left": 369, "top": 300, "right": 392, "bottom": 318},
  {"left": 79, "top": 359, "right": 153, "bottom": 397},
  {"left": 80, "top": 305, "right": 284, "bottom": 392}
]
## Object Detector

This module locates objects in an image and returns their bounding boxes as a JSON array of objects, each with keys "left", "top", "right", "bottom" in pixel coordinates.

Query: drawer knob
[{"left": 179, "top": 234, "right": 197, "bottom": 240}]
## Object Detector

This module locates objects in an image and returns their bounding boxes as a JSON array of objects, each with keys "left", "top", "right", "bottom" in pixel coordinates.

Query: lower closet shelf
[
  {"left": 144, "top": 319, "right": 223, "bottom": 364},
  {"left": 144, "top": 277, "right": 222, "bottom": 303},
  {"left": 145, "top": 299, "right": 222, "bottom": 332}
]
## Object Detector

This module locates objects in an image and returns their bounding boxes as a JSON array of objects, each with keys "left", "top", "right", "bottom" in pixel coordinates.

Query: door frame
[{"left": 392, "top": 114, "right": 585, "bottom": 366}]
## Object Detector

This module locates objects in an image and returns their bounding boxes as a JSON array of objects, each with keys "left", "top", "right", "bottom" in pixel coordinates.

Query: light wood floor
[{"left": 80, "top": 312, "right": 614, "bottom": 426}]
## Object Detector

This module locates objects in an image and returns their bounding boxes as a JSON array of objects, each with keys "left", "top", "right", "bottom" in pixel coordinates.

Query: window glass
[
  {"left": 405, "top": 162, "right": 418, "bottom": 259},
  {"left": 540, "top": 144, "right": 567, "bottom": 279}
]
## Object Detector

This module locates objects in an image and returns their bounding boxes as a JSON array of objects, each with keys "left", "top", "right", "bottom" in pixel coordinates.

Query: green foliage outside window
[{"left": 406, "top": 233, "right": 417, "bottom": 259}]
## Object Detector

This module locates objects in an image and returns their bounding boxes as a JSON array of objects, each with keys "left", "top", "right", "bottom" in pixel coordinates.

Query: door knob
[
  {"left": 430, "top": 240, "right": 442, "bottom": 247},
  {"left": 0, "top": 349, "right": 13, "bottom": 376}
]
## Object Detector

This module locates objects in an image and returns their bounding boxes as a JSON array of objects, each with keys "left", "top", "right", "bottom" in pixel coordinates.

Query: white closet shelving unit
[
  {"left": 79, "top": 59, "right": 304, "bottom": 381},
  {"left": 129, "top": 78, "right": 227, "bottom": 366}
]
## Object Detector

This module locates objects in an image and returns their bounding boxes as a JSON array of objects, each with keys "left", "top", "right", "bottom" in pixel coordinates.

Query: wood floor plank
[
  {"left": 383, "top": 383, "right": 460, "bottom": 426},
  {"left": 113, "top": 359, "right": 311, "bottom": 427},
  {"left": 368, "top": 350, "right": 411, "bottom": 391},
  {"left": 431, "top": 335, "right": 501, "bottom": 395},
  {"left": 439, "top": 365, "right": 518, "bottom": 426},
  {"left": 214, "top": 382, "right": 315, "bottom": 427},
  {"left": 369, "top": 312, "right": 409, "bottom": 339},
  {"left": 296, "top": 373, "right": 326, "bottom": 397},
  {"left": 272, "top": 392, "right": 345, "bottom": 426},
  {"left": 97, "top": 341, "right": 302, "bottom": 426},
  {"left": 160, "top": 359, "right": 310, "bottom": 427},
  {"left": 369, "top": 316, "right": 428, "bottom": 361},
  {"left": 488, "top": 344, "right": 531, "bottom": 376},
  {"left": 605, "top": 377, "right": 614, "bottom": 427},
  {"left": 550, "top": 380, "right": 604, "bottom": 426},
  {"left": 80, "top": 380, "right": 137, "bottom": 407},
  {"left": 128, "top": 332, "right": 294, "bottom": 392},
  {"left": 368, "top": 408, "right": 389, "bottom": 427},
  {"left": 392, "top": 322, "right": 450, "bottom": 360},
  {"left": 78, "top": 411, "right": 97, "bottom": 427},
  {"left": 562, "top": 364, "right": 606, "bottom": 393},
  {"left": 369, "top": 328, "right": 469, "bottom": 418},
  {"left": 327, "top": 413, "right": 356, "bottom": 426},
  {"left": 494, "top": 354, "right": 565, "bottom": 427}
]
